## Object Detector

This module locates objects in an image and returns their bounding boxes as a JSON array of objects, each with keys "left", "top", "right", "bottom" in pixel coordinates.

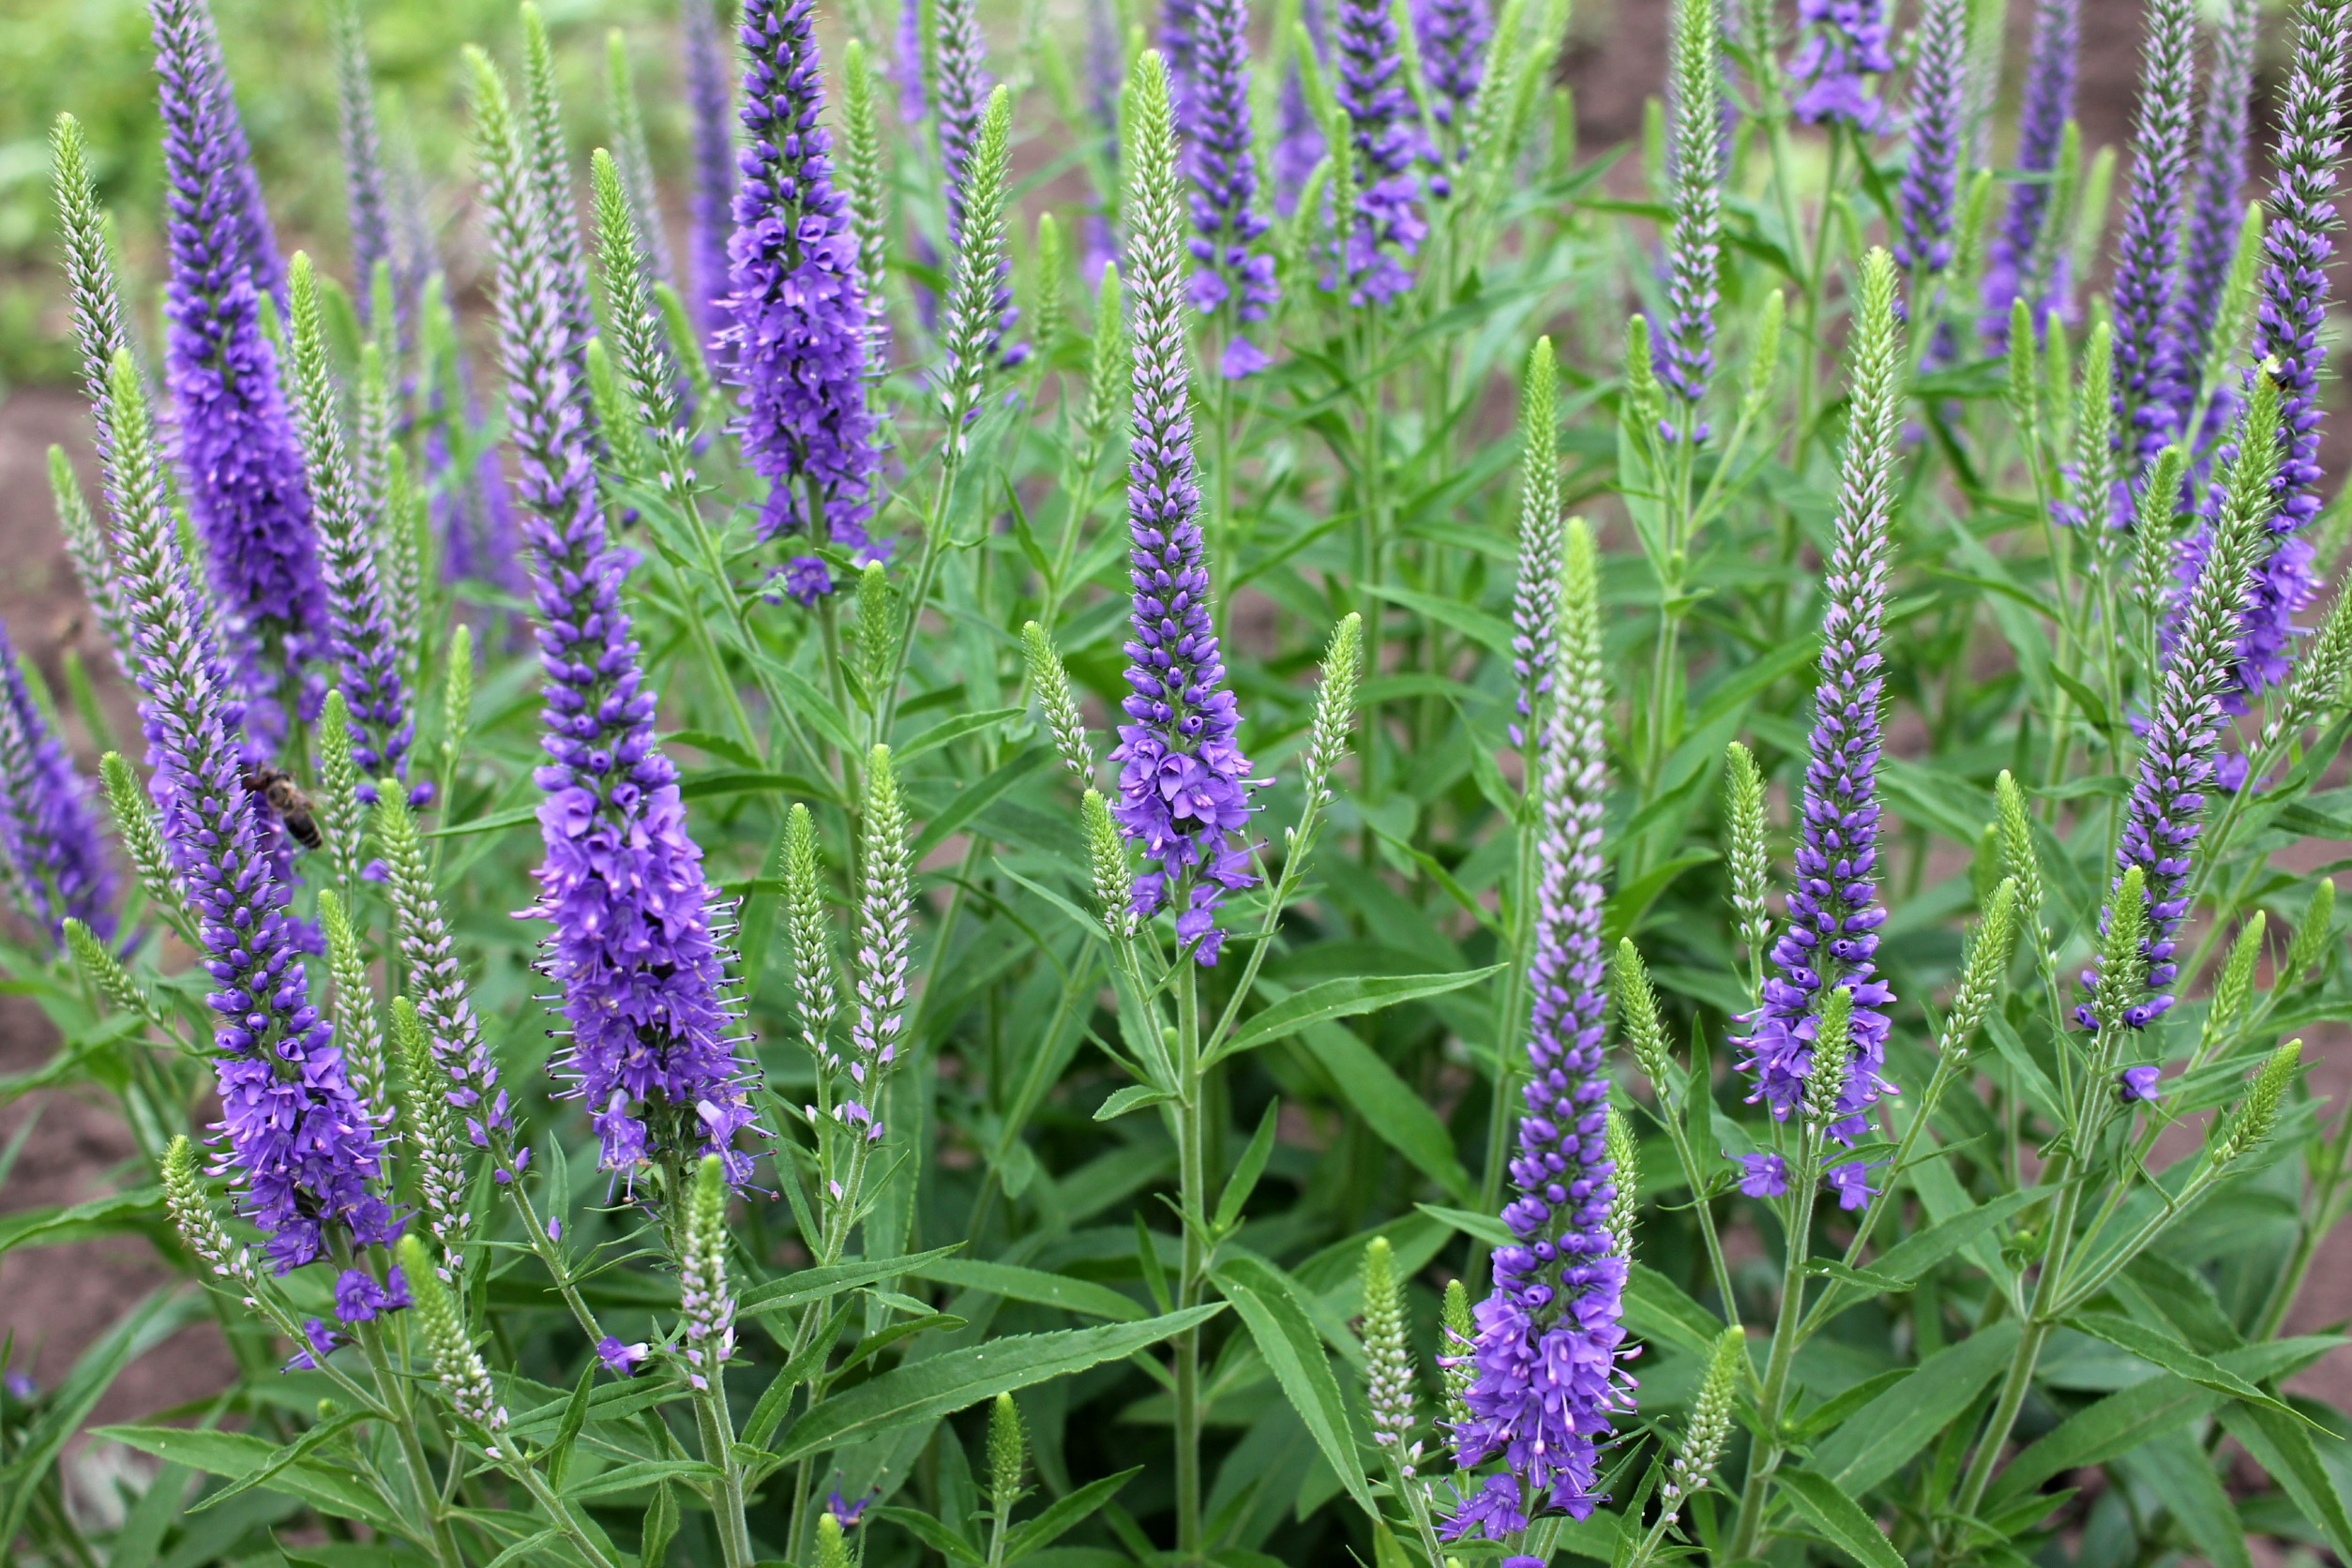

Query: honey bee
[{"left": 244, "top": 765, "right": 322, "bottom": 852}]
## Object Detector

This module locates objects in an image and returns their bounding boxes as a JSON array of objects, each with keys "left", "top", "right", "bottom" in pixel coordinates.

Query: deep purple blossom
[
  {"left": 185, "top": 0, "right": 284, "bottom": 305},
  {"left": 894, "top": 0, "right": 927, "bottom": 125},
  {"left": 1111, "top": 55, "right": 1259, "bottom": 964},
  {"left": 1731, "top": 252, "right": 1903, "bottom": 1146},
  {"left": 2166, "top": 0, "right": 2258, "bottom": 430},
  {"left": 1331, "top": 0, "right": 1426, "bottom": 305},
  {"left": 472, "top": 54, "right": 761, "bottom": 1185},
  {"left": 285, "top": 1318, "right": 345, "bottom": 1370},
  {"left": 1823, "top": 1161, "right": 1877, "bottom": 1211},
  {"left": 722, "top": 0, "right": 883, "bottom": 567},
  {"left": 1415, "top": 0, "right": 1490, "bottom": 136},
  {"left": 1982, "top": 0, "right": 2077, "bottom": 343},
  {"left": 106, "top": 352, "right": 393, "bottom": 1274},
  {"left": 1177, "top": 0, "right": 1278, "bottom": 377},
  {"left": 1451, "top": 528, "right": 1629, "bottom": 1530},
  {"left": 2118, "top": 1064, "right": 2164, "bottom": 1102},
  {"left": 2108, "top": 0, "right": 2198, "bottom": 471},
  {"left": 685, "top": 0, "right": 737, "bottom": 345},
  {"left": 1738, "top": 1152, "right": 1788, "bottom": 1198},
  {"left": 1442, "top": 1473, "right": 1530, "bottom": 1542},
  {"left": 334, "top": 1264, "right": 410, "bottom": 1324},
  {"left": 1787, "top": 0, "right": 1892, "bottom": 130},
  {"left": 597, "top": 1334, "right": 650, "bottom": 1374},
  {"left": 1894, "top": 0, "right": 1967, "bottom": 279},
  {"left": 0, "top": 626, "right": 117, "bottom": 946},
  {"left": 827, "top": 1490, "right": 875, "bottom": 1530},
  {"left": 153, "top": 0, "right": 326, "bottom": 669}
]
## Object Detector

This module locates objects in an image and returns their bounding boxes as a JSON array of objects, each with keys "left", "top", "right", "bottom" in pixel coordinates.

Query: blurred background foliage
[{"left": 0, "top": 0, "right": 680, "bottom": 390}]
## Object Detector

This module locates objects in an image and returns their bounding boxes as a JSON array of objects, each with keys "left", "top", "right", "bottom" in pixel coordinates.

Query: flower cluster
[
  {"left": 722, "top": 0, "right": 883, "bottom": 593},
  {"left": 684, "top": 0, "right": 737, "bottom": 344},
  {"left": 1787, "top": 0, "right": 1892, "bottom": 130},
  {"left": 2107, "top": 0, "right": 2197, "bottom": 471},
  {"left": 1108, "top": 54, "right": 1259, "bottom": 963},
  {"left": 1981, "top": 0, "right": 2077, "bottom": 341},
  {"left": 107, "top": 352, "right": 392, "bottom": 1274},
  {"left": 1731, "top": 251, "right": 1904, "bottom": 1184},
  {"left": 1448, "top": 521, "right": 1628, "bottom": 1535},
  {"left": 1331, "top": 0, "right": 1427, "bottom": 306},
  {"left": 1893, "top": 0, "right": 1967, "bottom": 279},
  {"left": 153, "top": 0, "right": 325, "bottom": 679},
  {"left": 1659, "top": 0, "right": 1722, "bottom": 429},
  {"left": 1176, "top": 0, "right": 1277, "bottom": 377},
  {"left": 937, "top": 0, "right": 1022, "bottom": 364},
  {"left": 1414, "top": 0, "right": 1490, "bottom": 138},
  {"left": 470, "top": 52, "right": 761, "bottom": 1185},
  {"left": 2166, "top": 0, "right": 2258, "bottom": 430},
  {"left": 0, "top": 626, "right": 116, "bottom": 946}
]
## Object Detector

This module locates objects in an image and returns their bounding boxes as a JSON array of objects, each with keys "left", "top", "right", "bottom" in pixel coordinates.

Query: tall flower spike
[
  {"left": 0, "top": 626, "right": 116, "bottom": 946},
  {"left": 606, "top": 34, "right": 676, "bottom": 290},
  {"left": 2107, "top": 0, "right": 2198, "bottom": 469},
  {"left": 1331, "top": 0, "right": 1426, "bottom": 305},
  {"left": 1361, "top": 1236, "right": 1422, "bottom": 1478},
  {"left": 469, "top": 51, "right": 761, "bottom": 1186},
  {"left": 1507, "top": 339, "right": 1561, "bottom": 746},
  {"left": 1982, "top": 0, "right": 2077, "bottom": 342},
  {"left": 1894, "top": 0, "right": 1967, "bottom": 281},
  {"left": 840, "top": 40, "right": 893, "bottom": 364},
  {"left": 391, "top": 996, "right": 473, "bottom": 1274},
  {"left": 1181, "top": 0, "right": 1279, "bottom": 377},
  {"left": 105, "top": 350, "right": 391, "bottom": 1272},
  {"left": 1661, "top": 0, "right": 1722, "bottom": 432},
  {"left": 2088, "top": 369, "right": 2284, "bottom": 1028},
  {"left": 848, "top": 746, "right": 912, "bottom": 1121},
  {"left": 678, "top": 1155, "right": 736, "bottom": 1390},
  {"left": 723, "top": 0, "right": 883, "bottom": 583},
  {"left": 318, "top": 889, "right": 387, "bottom": 1125},
  {"left": 784, "top": 802, "right": 841, "bottom": 1069},
  {"left": 1449, "top": 515, "right": 1629, "bottom": 1534},
  {"left": 52, "top": 114, "right": 136, "bottom": 476},
  {"left": 152, "top": 0, "right": 326, "bottom": 671},
  {"left": 2231, "top": 0, "right": 2352, "bottom": 699},
  {"left": 1110, "top": 53, "right": 1259, "bottom": 965},
  {"left": 1723, "top": 741, "right": 1772, "bottom": 983},
  {"left": 1730, "top": 249, "right": 1904, "bottom": 1142},
  {"left": 330, "top": 0, "right": 398, "bottom": 334},
  {"left": 937, "top": 0, "right": 1022, "bottom": 362},
  {"left": 1787, "top": 0, "right": 1892, "bottom": 130},
  {"left": 400, "top": 1234, "right": 507, "bottom": 1444},
  {"left": 374, "top": 786, "right": 514, "bottom": 1165},
  {"left": 684, "top": 0, "right": 737, "bottom": 344},
  {"left": 1415, "top": 0, "right": 1491, "bottom": 143},
  {"left": 49, "top": 451, "right": 132, "bottom": 685},
  {"left": 520, "top": 4, "right": 598, "bottom": 406},
  {"left": 938, "top": 88, "right": 1016, "bottom": 435},
  {"left": 285, "top": 255, "right": 412, "bottom": 787},
  {"left": 2168, "top": 0, "right": 2258, "bottom": 428},
  {"left": 595, "top": 151, "right": 686, "bottom": 456}
]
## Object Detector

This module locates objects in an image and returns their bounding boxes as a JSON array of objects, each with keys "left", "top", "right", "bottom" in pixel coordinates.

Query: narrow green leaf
[
  {"left": 1777, "top": 1470, "right": 1905, "bottom": 1568},
  {"left": 776, "top": 1305, "right": 1223, "bottom": 1460},
  {"left": 909, "top": 1257, "right": 1145, "bottom": 1321},
  {"left": 1002, "top": 1466, "right": 1142, "bottom": 1560},
  {"left": 1207, "top": 965, "right": 1503, "bottom": 1066},
  {"left": 1300, "top": 1023, "right": 1475, "bottom": 1201},
  {"left": 561, "top": 1458, "right": 723, "bottom": 1500},
  {"left": 1212, "top": 1255, "right": 1378, "bottom": 1517},
  {"left": 2218, "top": 1402, "right": 2352, "bottom": 1563},
  {"left": 2065, "top": 1313, "right": 2310, "bottom": 1424},
  {"left": 737, "top": 1244, "right": 967, "bottom": 1319},
  {"left": 1811, "top": 1319, "right": 2019, "bottom": 1494}
]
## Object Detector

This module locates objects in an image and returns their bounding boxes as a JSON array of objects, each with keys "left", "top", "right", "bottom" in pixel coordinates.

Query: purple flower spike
[
  {"left": 2234, "top": 0, "right": 2352, "bottom": 698},
  {"left": 1738, "top": 1152, "right": 1789, "bottom": 1198},
  {"left": 722, "top": 0, "right": 883, "bottom": 565},
  {"left": 1787, "top": 0, "right": 1892, "bottom": 131},
  {"left": 1450, "top": 522, "right": 1630, "bottom": 1529},
  {"left": 0, "top": 625, "right": 117, "bottom": 946},
  {"left": 2168, "top": 0, "right": 2259, "bottom": 429},
  {"left": 1415, "top": 0, "right": 1490, "bottom": 139},
  {"left": 894, "top": 0, "right": 927, "bottom": 125},
  {"left": 684, "top": 0, "right": 737, "bottom": 346},
  {"left": 1894, "top": 0, "right": 1967, "bottom": 279},
  {"left": 1331, "top": 0, "right": 1426, "bottom": 305},
  {"left": 153, "top": 0, "right": 326, "bottom": 668},
  {"left": 1731, "top": 252, "right": 1905, "bottom": 1146},
  {"left": 2109, "top": 0, "right": 2199, "bottom": 471},
  {"left": 105, "top": 352, "right": 392, "bottom": 1273},
  {"left": 470, "top": 53, "right": 762, "bottom": 1186},
  {"left": 1177, "top": 0, "right": 1278, "bottom": 374},
  {"left": 1982, "top": 0, "right": 2077, "bottom": 344},
  {"left": 2118, "top": 1064, "right": 2164, "bottom": 1103},
  {"left": 331, "top": 0, "right": 396, "bottom": 333},
  {"left": 1111, "top": 54, "right": 1259, "bottom": 965}
]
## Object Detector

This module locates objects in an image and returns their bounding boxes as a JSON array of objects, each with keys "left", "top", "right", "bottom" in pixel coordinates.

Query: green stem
[
  {"left": 351, "top": 1314, "right": 463, "bottom": 1568},
  {"left": 1726, "top": 1129, "right": 1820, "bottom": 1560},
  {"left": 1172, "top": 961, "right": 1209, "bottom": 1562}
]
